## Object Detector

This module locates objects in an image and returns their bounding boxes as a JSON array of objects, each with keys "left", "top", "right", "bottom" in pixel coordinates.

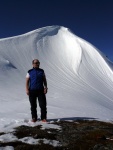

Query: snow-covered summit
[{"left": 0, "top": 26, "right": 113, "bottom": 130}]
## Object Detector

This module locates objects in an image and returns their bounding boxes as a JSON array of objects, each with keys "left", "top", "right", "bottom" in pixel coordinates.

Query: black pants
[{"left": 29, "top": 90, "right": 47, "bottom": 120}]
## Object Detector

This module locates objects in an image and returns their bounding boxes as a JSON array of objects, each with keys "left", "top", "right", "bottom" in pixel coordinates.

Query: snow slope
[{"left": 0, "top": 26, "right": 113, "bottom": 131}]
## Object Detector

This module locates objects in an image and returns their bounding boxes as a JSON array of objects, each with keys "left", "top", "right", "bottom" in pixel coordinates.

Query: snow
[
  {"left": 0, "top": 26, "right": 113, "bottom": 144},
  {"left": 19, "top": 137, "right": 61, "bottom": 146},
  {"left": 0, "top": 133, "right": 61, "bottom": 147},
  {"left": 0, "top": 133, "right": 17, "bottom": 142},
  {"left": 0, "top": 146, "right": 14, "bottom": 150}
]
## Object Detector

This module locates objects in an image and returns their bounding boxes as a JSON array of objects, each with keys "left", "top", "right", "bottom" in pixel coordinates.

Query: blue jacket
[{"left": 28, "top": 68, "right": 45, "bottom": 90}]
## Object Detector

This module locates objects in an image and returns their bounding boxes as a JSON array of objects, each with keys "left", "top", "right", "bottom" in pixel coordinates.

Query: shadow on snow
[{"left": 47, "top": 117, "right": 97, "bottom": 122}]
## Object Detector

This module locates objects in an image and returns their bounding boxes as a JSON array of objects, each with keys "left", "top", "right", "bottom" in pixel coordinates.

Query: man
[{"left": 26, "top": 59, "right": 48, "bottom": 122}]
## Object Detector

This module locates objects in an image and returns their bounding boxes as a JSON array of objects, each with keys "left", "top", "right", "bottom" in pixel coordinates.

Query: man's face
[{"left": 32, "top": 60, "right": 40, "bottom": 68}]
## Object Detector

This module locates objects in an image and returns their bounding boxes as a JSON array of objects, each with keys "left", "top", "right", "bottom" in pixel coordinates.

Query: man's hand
[
  {"left": 44, "top": 87, "right": 48, "bottom": 94},
  {"left": 26, "top": 89, "right": 29, "bottom": 95}
]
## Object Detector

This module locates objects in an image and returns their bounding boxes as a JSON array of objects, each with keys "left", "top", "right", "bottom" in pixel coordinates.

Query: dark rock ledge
[{"left": 0, "top": 120, "right": 113, "bottom": 150}]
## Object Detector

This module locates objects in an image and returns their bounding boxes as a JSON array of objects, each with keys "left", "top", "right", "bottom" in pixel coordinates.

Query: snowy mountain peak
[{"left": 0, "top": 26, "right": 113, "bottom": 128}]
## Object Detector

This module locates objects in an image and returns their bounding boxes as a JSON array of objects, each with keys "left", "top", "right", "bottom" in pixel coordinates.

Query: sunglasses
[{"left": 33, "top": 62, "right": 40, "bottom": 64}]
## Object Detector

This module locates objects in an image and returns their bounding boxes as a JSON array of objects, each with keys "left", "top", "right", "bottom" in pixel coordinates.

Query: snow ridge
[{"left": 0, "top": 26, "right": 113, "bottom": 131}]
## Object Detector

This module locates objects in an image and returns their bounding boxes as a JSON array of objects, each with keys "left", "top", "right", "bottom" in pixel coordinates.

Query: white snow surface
[
  {"left": 0, "top": 146, "right": 14, "bottom": 150},
  {"left": 19, "top": 137, "right": 61, "bottom": 146},
  {"left": 0, "top": 25, "right": 113, "bottom": 133},
  {"left": 0, "top": 130, "right": 61, "bottom": 147}
]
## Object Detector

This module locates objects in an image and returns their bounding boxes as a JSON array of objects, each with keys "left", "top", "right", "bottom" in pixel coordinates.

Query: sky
[{"left": 0, "top": 0, "right": 113, "bottom": 61}]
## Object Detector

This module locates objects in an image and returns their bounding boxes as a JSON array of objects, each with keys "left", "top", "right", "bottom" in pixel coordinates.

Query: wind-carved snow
[
  {"left": 0, "top": 26, "right": 113, "bottom": 133},
  {"left": 0, "top": 57, "right": 16, "bottom": 70}
]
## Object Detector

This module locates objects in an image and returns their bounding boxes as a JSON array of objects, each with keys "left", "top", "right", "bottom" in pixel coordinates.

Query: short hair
[{"left": 32, "top": 59, "right": 40, "bottom": 64}]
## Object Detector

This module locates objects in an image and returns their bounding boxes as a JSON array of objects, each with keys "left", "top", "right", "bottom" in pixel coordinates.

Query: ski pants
[{"left": 29, "top": 90, "right": 47, "bottom": 120}]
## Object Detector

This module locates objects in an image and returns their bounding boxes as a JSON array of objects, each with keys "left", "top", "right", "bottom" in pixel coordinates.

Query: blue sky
[{"left": 0, "top": 0, "right": 113, "bottom": 61}]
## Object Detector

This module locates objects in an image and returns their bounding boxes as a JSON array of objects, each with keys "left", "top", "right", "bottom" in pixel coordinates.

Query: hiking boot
[
  {"left": 31, "top": 118, "right": 37, "bottom": 122},
  {"left": 41, "top": 119, "right": 47, "bottom": 123}
]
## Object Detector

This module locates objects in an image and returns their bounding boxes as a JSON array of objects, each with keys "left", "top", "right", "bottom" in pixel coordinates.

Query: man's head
[{"left": 32, "top": 59, "right": 40, "bottom": 68}]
